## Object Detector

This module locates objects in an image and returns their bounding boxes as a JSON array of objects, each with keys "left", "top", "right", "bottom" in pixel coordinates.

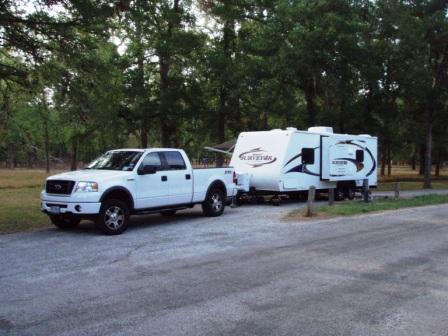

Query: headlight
[{"left": 74, "top": 181, "right": 98, "bottom": 192}]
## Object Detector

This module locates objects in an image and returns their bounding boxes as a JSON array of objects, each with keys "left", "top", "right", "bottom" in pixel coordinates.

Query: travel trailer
[{"left": 230, "top": 127, "right": 378, "bottom": 200}]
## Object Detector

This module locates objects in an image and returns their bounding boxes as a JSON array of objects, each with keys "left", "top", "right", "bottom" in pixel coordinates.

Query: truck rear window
[{"left": 164, "top": 151, "right": 186, "bottom": 170}]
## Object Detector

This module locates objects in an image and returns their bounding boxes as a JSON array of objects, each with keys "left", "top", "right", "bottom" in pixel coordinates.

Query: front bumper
[{"left": 41, "top": 200, "right": 101, "bottom": 215}]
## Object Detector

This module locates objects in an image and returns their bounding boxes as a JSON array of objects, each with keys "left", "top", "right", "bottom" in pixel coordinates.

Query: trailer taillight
[{"left": 233, "top": 171, "right": 238, "bottom": 184}]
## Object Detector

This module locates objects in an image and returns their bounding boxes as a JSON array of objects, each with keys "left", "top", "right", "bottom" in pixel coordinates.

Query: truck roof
[{"left": 109, "top": 148, "right": 183, "bottom": 152}]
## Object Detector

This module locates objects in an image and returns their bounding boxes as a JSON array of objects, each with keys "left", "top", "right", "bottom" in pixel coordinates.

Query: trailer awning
[{"left": 204, "top": 139, "right": 236, "bottom": 156}]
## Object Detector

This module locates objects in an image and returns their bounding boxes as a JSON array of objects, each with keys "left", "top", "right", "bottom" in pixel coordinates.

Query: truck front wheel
[
  {"left": 50, "top": 215, "right": 80, "bottom": 229},
  {"left": 96, "top": 199, "right": 130, "bottom": 235},
  {"left": 202, "top": 188, "right": 225, "bottom": 217}
]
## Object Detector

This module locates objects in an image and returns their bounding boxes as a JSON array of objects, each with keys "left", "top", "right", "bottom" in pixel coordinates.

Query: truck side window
[
  {"left": 356, "top": 150, "right": 364, "bottom": 162},
  {"left": 140, "top": 152, "right": 162, "bottom": 170},
  {"left": 164, "top": 151, "right": 187, "bottom": 170},
  {"left": 302, "top": 148, "right": 315, "bottom": 164}
]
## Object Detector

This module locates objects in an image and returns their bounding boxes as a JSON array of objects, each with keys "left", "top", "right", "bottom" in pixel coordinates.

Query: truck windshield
[{"left": 86, "top": 151, "right": 143, "bottom": 171}]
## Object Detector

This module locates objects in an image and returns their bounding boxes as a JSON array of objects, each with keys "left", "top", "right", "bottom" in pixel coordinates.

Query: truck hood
[{"left": 47, "top": 169, "right": 134, "bottom": 182}]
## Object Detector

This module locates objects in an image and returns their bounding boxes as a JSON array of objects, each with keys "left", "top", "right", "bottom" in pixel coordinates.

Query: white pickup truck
[{"left": 41, "top": 148, "right": 236, "bottom": 235}]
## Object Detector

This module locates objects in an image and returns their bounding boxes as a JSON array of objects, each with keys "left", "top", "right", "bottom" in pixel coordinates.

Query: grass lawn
[{"left": 287, "top": 194, "right": 448, "bottom": 220}]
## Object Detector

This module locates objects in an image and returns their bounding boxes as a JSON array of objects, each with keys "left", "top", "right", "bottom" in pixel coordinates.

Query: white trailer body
[{"left": 231, "top": 127, "right": 377, "bottom": 193}]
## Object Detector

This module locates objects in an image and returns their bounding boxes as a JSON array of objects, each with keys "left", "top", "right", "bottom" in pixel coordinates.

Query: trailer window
[
  {"left": 302, "top": 148, "right": 315, "bottom": 164},
  {"left": 356, "top": 150, "right": 364, "bottom": 162},
  {"left": 164, "top": 151, "right": 187, "bottom": 170}
]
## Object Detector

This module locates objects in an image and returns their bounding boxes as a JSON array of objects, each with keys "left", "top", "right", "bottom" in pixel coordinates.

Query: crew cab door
[
  {"left": 135, "top": 151, "right": 172, "bottom": 209},
  {"left": 161, "top": 150, "right": 193, "bottom": 205}
]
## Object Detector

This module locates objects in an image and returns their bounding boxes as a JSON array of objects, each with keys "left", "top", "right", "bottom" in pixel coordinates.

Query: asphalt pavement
[{"left": 1, "top": 200, "right": 448, "bottom": 336}]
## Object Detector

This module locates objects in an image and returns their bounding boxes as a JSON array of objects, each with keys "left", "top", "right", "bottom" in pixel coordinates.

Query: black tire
[
  {"left": 202, "top": 188, "right": 225, "bottom": 217},
  {"left": 96, "top": 199, "right": 130, "bottom": 235},
  {"left": 344, "top": 187, "right": 355, "bottom": 200},
  {"left": 160, "top": 210, "right": 176, "bottom": 216},
  {"left": 49, "top": 215, "right": 80, "bottom": 229},
  {"left": 335, "top": 188, "right": 345, "bottom": 201}
]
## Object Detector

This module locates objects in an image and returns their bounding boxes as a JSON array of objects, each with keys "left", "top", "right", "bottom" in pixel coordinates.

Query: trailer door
[{"left": 321, "top": 136, "right": 365, "bottom": 181}]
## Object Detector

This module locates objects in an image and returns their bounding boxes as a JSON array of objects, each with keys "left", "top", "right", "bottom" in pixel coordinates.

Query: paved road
[{"left": 1, "top": 202, "right": 448, "bottom": 336}]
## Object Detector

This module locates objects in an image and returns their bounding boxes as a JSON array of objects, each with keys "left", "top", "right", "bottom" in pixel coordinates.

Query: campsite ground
[{"left": 1, "top": 198, "right": 448, "bottom": 335}]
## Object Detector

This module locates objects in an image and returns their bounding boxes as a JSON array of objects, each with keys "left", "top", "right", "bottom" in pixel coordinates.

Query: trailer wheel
[
  {"left": 335, "top": 188, "right": 345, "bottom": 201},
  {"left": 202, "top": 188, "right": 225, "bottom": 217},
  {"left": 344, "top": 187, "right": 355, "bottom": 200}
]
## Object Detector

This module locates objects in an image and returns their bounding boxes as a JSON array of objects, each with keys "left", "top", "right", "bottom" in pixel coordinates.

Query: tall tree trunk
[
  {"left": 159, "top": 57, "right": 170, "bottom": 147},
  {"left": 135, "top": 6, "right": 148, "bottom": 148},
  {"left": 435, "top": 147, "right": 442, "bottom": 177},
  {"left": 304, "top": 76, "right": 317, "bottom": 126},
  {"left": 216, "top": 86, "right": 227, "bottom": 167},
  {"left": 70, "top": 136, "right": 78, "bottom": 171},
  {"left": 423, "top": 118, "right": 432, "bottom": 188},
  {"left": 158, "top": 0, "right": 179, "bottom": 147},
  {"left": 44, "top": 115, "right": 50, "bottom": 173},
  {"left": 411, "top": 152, "right": 416, "bottom": 170},
  {"left": 380, "top": 145, "right": 386, "bottom": 177},
  {"left": 419, "top": 144, "right": 425, "bottom": 175},
  {"left": 387, "top": 142, "right": 392, "bottom": 176}
]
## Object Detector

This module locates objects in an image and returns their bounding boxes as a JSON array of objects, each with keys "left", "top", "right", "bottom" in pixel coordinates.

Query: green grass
[
  {"left": 0, "top": 186, "right": 51, "bottom": 234},
  {"left": 377, "top": 180, "right": 448, "bottom": 191},
  {"left": 316, "top": 194, "right": 448, "bottom": 217}
]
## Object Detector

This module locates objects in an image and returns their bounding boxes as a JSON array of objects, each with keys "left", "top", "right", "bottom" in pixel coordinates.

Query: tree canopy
[{"left": 0, "top": 0, "right": 447, "bottom": 186}]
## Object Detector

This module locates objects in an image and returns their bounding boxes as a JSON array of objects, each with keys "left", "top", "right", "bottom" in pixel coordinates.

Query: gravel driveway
[{"left": 1, "top": 200, "right": 448, "bottom": 336}]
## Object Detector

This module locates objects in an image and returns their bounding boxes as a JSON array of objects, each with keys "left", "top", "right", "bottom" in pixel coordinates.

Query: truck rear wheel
[
  {"left": 202, "top": 188, "right": 225, "bottom": 217},
  {"left": 49, "top": 215, "right": 80, "bottom": 230},
  {"left": 96, "top": 199, "right": 130, "bottom": 235}
]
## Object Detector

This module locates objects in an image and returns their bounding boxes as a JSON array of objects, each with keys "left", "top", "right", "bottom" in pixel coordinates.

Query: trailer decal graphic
[
  {"left": 285, "top": 164, "right": 320, "bottom": 176},
  {"left": 335, "top": 141, "right": 376, "bottom": 176},
  {"left": 238, "top": 148, "right": 277, "bottom": 167},
  {"left": 284, "top": 146, "right": 320, "bottom": 176},
  {"left": 333, "top": 158, "right": 365, "bottom": 172}
]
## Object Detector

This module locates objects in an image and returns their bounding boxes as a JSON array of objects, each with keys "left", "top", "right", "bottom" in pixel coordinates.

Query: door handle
[
  {"left": 185, "top": 174, "right": 191, "bottom": 180},
  {"left": 161, "top": 176, "right": 167, "bottom": 182}
]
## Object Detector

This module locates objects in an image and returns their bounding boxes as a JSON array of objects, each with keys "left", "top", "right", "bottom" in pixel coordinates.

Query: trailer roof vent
[
  {"left": 308, "top": 126, "right": 333, "bottom": 134},
  {"left": 286, "top": 127, "right": 297, "bottom": 131}
]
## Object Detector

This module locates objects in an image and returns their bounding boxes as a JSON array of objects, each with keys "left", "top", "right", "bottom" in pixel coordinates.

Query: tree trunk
[
  {"left": 423, "top": 119, "right": 432, "bottom": 189},
  {"left": 216, "top": 86, "right": 227, "bottom": 167},
  {"left": 159, "top": 57, "right": 170, "bottom": 147},
  {"left": 419, "top": 144, "right": 425, "bottom": 175},
  {"left": 435, "top": 147, "right": 442, "bottom": 177},
  {"left": 304, "top": 76, "right": 317, "bottom": 126},
  {"left": 387, "top": 142, "right": 392, "bottom": 176},
  {"left": 135, "top": 8, "right": 148, "bottom": 149},
  {"left": 44, "top": 115, "right": 50, "bottom": 173},
  {"left": 158, "top": 0, "right": 179, "bottom": 147},
  {"left": 380, "top": 143, "right": 386, "bottom": 176},
  {"left": 70, "top": 136, "right": 78, "bottom": 171},
  {"left": 411, "top": 152, "right": 416, "bottom": 170}
]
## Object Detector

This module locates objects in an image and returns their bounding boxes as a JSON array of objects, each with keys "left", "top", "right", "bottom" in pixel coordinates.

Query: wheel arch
[
  {"left": 100, "top": 187, "right": 134, "bottom": 210},
  {"left": 206, "top": 179, "right": 227, "bottom": 198}
]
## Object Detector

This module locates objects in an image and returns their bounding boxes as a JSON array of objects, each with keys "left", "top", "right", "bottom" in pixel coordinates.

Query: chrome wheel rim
[
  {"left": 211, "top": 193, "right": 223, "bottom": 212},
  {"left": 104, "top": 206, "right": 125, "bottom": 230}
]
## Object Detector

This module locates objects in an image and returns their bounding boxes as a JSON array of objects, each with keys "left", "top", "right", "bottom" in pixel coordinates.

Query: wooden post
[
  {"left": 328, "top": 188, "right": 334, "bottom": 206},
  {"left": 363, "top": 179, "right": 369, "bottom": 203},
  {"left": 394, "top": 182, "right": 400, "bottom": 198},
  {"left": 305, "top": 186, "right": 316, "bottom": 217}
]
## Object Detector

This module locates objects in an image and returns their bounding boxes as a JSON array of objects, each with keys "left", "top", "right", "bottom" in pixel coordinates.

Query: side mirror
[{"left": 138, "top": 165, "right": 157, "bottom": 175}]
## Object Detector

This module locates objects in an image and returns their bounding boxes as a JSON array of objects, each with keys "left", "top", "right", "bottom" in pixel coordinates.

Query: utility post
[{"left": 305, "top": 186, "right": 316, "bottom": 217}]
